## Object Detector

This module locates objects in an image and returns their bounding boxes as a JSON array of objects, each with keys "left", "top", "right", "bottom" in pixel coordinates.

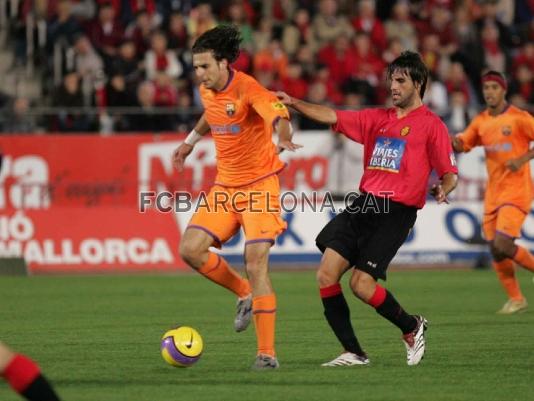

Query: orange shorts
[
  {"left": 187, "top": 174, "right": 286, "bottom": 247},
  {"left": 482, "top": 204, "right": 528, "bottom": 240}
]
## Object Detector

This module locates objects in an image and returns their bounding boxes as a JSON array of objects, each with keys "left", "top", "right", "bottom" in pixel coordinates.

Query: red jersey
[
  {"left": 333, "top": 105, "right": 457, "bottom": 208},
  {"left": 200, "top": 70, "right": 290, "bottom": 187}
]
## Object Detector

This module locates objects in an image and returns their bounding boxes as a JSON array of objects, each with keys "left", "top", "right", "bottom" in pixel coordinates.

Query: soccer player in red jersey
[
  {"left": 172, "top": 25, "right": 300, "bottom": 369},
  {"left": 0, "top": 342, "right": 60, "bottom": 400},
  {"left": 453, "top": 71, "right": 534, "bottom": 314},
  {"left": 277, "top": 51, "right": 458, "bottom": 366}
]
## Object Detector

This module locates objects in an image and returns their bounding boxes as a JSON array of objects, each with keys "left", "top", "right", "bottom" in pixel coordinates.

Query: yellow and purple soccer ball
[{"left": 160, "top": 326, "right": 203, "bottom": 367}]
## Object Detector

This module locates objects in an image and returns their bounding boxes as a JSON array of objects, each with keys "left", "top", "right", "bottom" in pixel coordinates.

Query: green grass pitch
[{"left": 1, "top": 269, "right": 533, "bottom": 401}]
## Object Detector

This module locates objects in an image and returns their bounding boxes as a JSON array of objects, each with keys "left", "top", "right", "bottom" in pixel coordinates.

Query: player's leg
[
  {"left": 238, "top": 175, "right": 286, "bottom": 367},
  {"left": 180, "top": 227, "right": 251, "bottom": 299},
  {"left": 490, "top": 238, "right": 526, "bottom": 313},
  {"left": 316, "top": 248, "right": 369, "bottom": 366},
  {"left": 350, "top": 269, "right": 427, "bottom": 366},
  {"left": 493, "top": 206, "right": 534, "bottom": 272},
  {"left": 315, "top": 204, "right": 368, "bottom": 366},
  {"left": 489, "top": 207, "right": 530, "bottom": 313},
  {"left": 350, "top": 269, "right": 419, "bottom": 334},
  {"left": 0, "top": 342, "right": 61, "bottom": 401},
  {"left": 182, "top": 185, "right": 251, "bottom": 299},
  {"left": 484, "top": 211, "right": 524, "bottom": 311},
  {"left": 244, "top": 241, "right": 279, "bottom": 369},
  {"left": 351, "top": 201, "right": 426, "bottom": 365}
]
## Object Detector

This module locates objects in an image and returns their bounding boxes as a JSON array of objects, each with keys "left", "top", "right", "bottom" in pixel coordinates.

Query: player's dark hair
[
  {"left": 387, "top": 51, "right": 429, "bottom": 98},
  {"left": 192, "top": 25, "right": 241, "bottom": 63}
]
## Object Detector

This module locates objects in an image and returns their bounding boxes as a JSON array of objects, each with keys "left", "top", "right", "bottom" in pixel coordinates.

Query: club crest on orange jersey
[
  {"left": 271, "top": 101, "right": 287, "bottom": 111},
  {"left": 501, "top": 125, "right": 512, "bottom": 136},
  {"left": 226, "top": 103, "right": 236, "bottom": 116},
  {"left": 400, "top": 126, "right": 410, "bottom": 136}
]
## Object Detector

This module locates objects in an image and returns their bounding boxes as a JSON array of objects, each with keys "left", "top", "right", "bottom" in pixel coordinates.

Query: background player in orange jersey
[
  {"left": 172, "top": 25, "right": 301, "bottom": 369},
  {"left": 0, "top": 341, "right": 60, "bottom": 400},
  {"left": 453, "top": 70, "right": 534, "bottom": 314}
]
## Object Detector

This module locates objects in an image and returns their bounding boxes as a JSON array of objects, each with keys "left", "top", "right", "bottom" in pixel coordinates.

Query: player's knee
[
  {"left": 492, "top": 240, "right": 515, "bottom": 259},
  {"left": 245, "top": 259, "right": 267, "bottom": 281},
  {"left": 0, "top": 343, "right": 15, "bottom": 371},
  {"left": 490, "top": 243, "right": 504, "bottom": 261},
  {"left": 316, "top": 267, "right": 337, "bottom": 287},
  {"left": 349, "top": 273, "right": 374, "bottom": 302},
  {"left": 179, "top": 241, "right": 203, "bottom": 268}
]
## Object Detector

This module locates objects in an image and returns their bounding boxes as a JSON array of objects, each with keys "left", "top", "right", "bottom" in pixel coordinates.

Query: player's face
[
  {"left": 482, "top": 81, "right": 506, "bottom": 109},
  {"left": 389, "top": 70, "right": 420, "bottom": 108},
  {"left": 193, "top": 52, "right": 228, "bottom": 90}
]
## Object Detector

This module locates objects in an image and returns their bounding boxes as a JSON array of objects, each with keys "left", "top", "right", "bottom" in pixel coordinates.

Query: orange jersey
[
  {"left": 200, "top": 69, "right": 290, "bottom": 187},
  {"left": 458, "top": 105, "right": 534, "bottom": 213}
]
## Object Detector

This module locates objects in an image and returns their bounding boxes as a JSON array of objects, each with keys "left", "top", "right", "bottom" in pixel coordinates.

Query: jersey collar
[{"left": 219, "top": 68, "right": 235, "bottom": 92}]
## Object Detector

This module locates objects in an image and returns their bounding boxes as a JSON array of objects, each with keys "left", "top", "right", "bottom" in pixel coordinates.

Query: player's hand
[
  {"left": 275, "top": 91, "right": 295, "bottom": 106},
  {"left": 505, "top": 158, "right": 523, "bottom": 172},
  {"left": 172, "top": 143, "right": 194, "bottom": 171},
  {"left": 276, "top": 140, "right": 303, "bottom": 154},
  {"left": 451, "top": 135, "right": 464, "bottom": 153},
  {"left": 430, "top": 184, "right": 449, "bottom": 204}
]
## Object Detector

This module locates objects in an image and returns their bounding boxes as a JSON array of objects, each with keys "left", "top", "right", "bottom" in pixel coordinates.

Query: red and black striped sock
[
  {"left": 368, "top": 285, "right": 417, "bottom": 335},
  {"left": 2, "top": 354, "right": 60, "bottom": 401},
  {"left": 320, "top": 283, "right": 365, "bottom": 357}
]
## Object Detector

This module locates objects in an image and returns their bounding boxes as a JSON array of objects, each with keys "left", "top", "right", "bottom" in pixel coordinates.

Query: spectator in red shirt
[
  {"left": 444, "top": 61, "right": 473, "bottom": 105},
  {"left": 314, "top": 64, "right": 343, "bottom": 105},
  {"left": 166, "top": 12, "right": 189, "bottom": 52},
  {"left": 280, "top": 62, "right": 308, "bottom": 100},
  {"left": 350, "top": 32, "right": 385, "bottom": 88},
  {"left": 85, "top": 2, "right": 124, "bottom": 63},
  {"left": 145, "top": 31, "right": 183, "bottom": 80},
  {"left": 509, "top": 64, "right": 534, "bottom": 104},
  {"left": 317, "top": 33, "right": 356, "bottom": 87},
  {"left": 125, "top": 9, "right": 154, "bottom": 56},
  {"left": 512, "top": 42, "right": 534, "bottom": 75},
  {"left": 351, "top": 0, "right": 387, "bottom": 52},
  {"left": 152, "top": 72, "right": 178, "bottom": 107}
]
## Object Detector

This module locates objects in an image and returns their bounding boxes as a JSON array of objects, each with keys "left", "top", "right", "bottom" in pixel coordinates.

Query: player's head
[
  {"left": 386, "top": 51, "right": 429, "bottom": 108},
  {"left": 192, "top": 25, "right": 241, "bottom": 90},
  {"left": 481, "top": 70, "right": 507, "bottom": 109}
]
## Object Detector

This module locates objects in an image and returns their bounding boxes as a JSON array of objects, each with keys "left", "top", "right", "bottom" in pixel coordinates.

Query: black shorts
[{"left": 316, "top": 193, "right": 417, "bottom": 280}]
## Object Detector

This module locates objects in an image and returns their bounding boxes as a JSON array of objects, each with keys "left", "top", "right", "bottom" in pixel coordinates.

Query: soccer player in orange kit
[
  {"left": 172, "top": 25, "right": 301, "bottom": 369},
  {"left": 453, "top": 70, "right": 534, "bottom": 314}
]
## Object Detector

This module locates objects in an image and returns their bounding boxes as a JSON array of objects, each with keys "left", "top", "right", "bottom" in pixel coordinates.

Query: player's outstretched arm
[
  {"left": 275, "top": 118, "right": 303, "bottom": 154},
  {"left": 505, "top": 147, "right": 534, "bottom": 172},
  {"left": 276, "top": 91, "right": 337, "bottom": 125},
  {"left": 430, "top": 173, "right": 458, "bottom": 204},
  {"left": 172, "top": 114, "right": 210, "bottom": 171}
]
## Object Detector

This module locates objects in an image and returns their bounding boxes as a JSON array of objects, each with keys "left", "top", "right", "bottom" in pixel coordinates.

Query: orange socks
[
  {"left": 252, "top": 294, "right": 277, "bottom": 357},
  {"left": 493, "top": 259, "right": 524, "bottom": 301},
  {"left": 513, "top": 246, "right": 534, "bottom": 272},
  {"left": 198, "top": 252, "right": 251, "bottom": 298}
]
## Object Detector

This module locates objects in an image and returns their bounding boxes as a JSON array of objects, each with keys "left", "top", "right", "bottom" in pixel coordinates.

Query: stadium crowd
[{"left": 0, "top": 0, "right": 533, "bottom": 133}]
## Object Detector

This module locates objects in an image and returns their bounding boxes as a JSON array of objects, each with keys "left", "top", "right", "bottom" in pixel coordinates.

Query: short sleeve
[
  {"left": 331, "top": 109, "right": 381, "bottom": 144},
  {"left": 457, "top": 115, "right": 482, "bottom": 152},
  {"left": 519, "top": 112, "right": 534, "bottom": 141},
  {"left": 428, "top": 120, "right": 459, "bottom": 178},
  {"left": 245, "top": 79, "right": 290, "bottom": 127}
]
